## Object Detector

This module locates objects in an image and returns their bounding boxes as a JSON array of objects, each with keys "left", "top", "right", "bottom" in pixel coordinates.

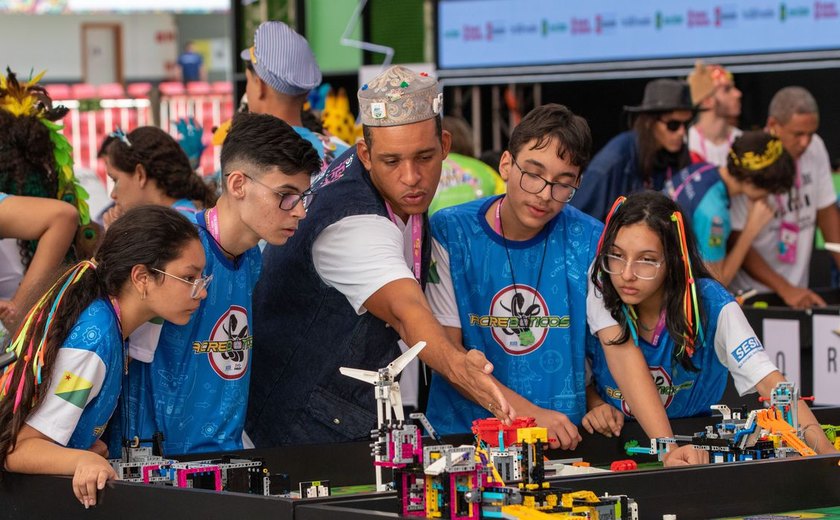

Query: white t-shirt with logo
[{"left": 729, "top": 134, "right": 837, "bottom": 293}]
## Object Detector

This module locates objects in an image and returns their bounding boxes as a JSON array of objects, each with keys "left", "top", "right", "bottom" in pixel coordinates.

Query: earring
[{"left": 142, "top": 288, "right": 147, "bottom": 300}]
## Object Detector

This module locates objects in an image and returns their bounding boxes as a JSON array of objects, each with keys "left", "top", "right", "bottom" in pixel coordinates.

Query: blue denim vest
[{"left": 247, "top": 147, "right": 431, "bottom": 446}]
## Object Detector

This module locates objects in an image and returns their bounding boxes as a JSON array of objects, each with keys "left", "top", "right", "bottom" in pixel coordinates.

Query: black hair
[
  {"left": 631, "top": 113, "right": 690, "bottom": 186},
  {"left": 727, "top": 131, "right": 795, "bottom": 194},
  {"left": 98, "top": 126, "right": 217, "bottom": 209},
  {"left": 362, "top": 115, "right": 443, "bottom": 150},
  {"left": 508, "top": 103, "right": 592, "bottom": 172},
  {"left": 591, "top": 191, "right": 712, "bottom": 370},
  {"left": 0, "top": 206, "right": 199, "bottom": 471},
  {"left": 220, "top": 112, "right": 321, "bottom": 179}
]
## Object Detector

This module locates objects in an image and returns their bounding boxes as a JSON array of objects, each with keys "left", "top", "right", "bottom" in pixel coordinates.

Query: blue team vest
[
  {"left": 426, "top": 196, "right": 604, "bottom": 434},
  {"left": 126, "top": 211, "right": 261, "bottom": 455},
  {"left": 247, "top": 147, "right": 432, "bottom": 447},
  {"left": 587, "top": 278, "right": 732, "bottom": 418}
]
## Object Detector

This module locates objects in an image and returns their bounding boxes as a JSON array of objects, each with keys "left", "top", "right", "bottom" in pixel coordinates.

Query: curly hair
[
  {"left": 98, "top": 126, "right": 217, "bottom": 209},
  {"left": 0, "top": 110, "right": 61, "bottom": 269}
]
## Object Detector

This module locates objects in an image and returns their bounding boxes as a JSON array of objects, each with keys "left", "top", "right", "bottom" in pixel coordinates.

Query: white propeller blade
[
  {"left": 339, "top": 367, "right": 379, "bottom": 385},
  {"left": 390, "top": 381, "right": 404, "bottom": 423},
  {"left": 387, "top": 341, "right": 426, "bottom": 377}
]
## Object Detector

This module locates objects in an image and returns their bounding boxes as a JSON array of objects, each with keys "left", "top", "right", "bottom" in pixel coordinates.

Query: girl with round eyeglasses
[{"left": 583, "top": 191, "right": 835, "bottom": 464}]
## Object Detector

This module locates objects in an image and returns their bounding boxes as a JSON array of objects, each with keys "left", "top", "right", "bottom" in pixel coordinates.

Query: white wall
[{"left": 1, "top": 13, "right": 178, "bottom": 82}]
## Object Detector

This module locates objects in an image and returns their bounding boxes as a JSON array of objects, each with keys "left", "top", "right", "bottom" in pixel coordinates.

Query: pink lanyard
[
  {"left": 695, "top": 126, "right": 735, "bottom": 162},
  {"left": 205, "top": 207, "right": 221, "bottom": 243},
  {"left": 385, "top": 202, "right": 422, "bottom": 281},
  {"left": 494, "top": 196, "right": 505, "bottom": 234},
  {"left": 649, "top": 309, "right": 667, "bottom": 346}
]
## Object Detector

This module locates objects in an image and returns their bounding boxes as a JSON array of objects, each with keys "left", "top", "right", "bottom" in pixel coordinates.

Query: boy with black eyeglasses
[
  {"left": 120, "top": 112, "right": 321, "bottom": 456},
  {"left": 424, "top": 104, "right": 605, "bottom": 449}
]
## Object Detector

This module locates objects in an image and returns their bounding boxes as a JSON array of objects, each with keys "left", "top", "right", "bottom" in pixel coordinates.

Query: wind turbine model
[{"left": 339, "top": 340, "right": 427, "bottom": 491}]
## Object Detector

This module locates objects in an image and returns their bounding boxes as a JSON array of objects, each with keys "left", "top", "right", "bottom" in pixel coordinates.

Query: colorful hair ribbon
[
  {"left": 670, "top": 211, "right": 704, "bottom": 359},
  {"left": 596, "top": 196, "right": 627, "bottom": 255},
  {"left": 0, "top": 261, "right": 96, "bottom": 412}
]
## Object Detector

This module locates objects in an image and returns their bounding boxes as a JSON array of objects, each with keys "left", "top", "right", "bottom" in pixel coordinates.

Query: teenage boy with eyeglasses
[
  {"left": 424, "top": 104, "right": 604, "bottom": 449},
  {"left": 121, "top": 112, "right": 321, "bottom": 455}
]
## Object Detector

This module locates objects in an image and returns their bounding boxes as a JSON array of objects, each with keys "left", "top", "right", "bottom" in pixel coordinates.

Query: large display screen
[
  {"left": 437, "top": 0, "right": 840, "bottom": 70},
  {"left": 0, "top": 0, "right": 229, "bottom": 13}
]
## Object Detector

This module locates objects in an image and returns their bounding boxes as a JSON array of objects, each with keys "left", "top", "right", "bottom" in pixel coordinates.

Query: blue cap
[{"left": 240, "top": 21, "right": 322, "bottom": 96}]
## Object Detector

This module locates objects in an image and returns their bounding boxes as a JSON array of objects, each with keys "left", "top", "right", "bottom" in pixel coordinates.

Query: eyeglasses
[
  {"left": 659, "top": 118, "right": 692, "bottom": 133},
  {"left": 240, "top": 172, "right": 314, "bottom": 211},
  {"left": 601, "top": 254, "right": 663, "bottom": 280},
  {"left": 510, "top": 156, "right": 578, "bottom": 203},
  {"left": 152, "top": 268, "right": 213, "bottom": 299}
]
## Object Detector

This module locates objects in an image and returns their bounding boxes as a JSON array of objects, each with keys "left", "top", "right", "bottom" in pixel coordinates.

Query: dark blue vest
[{"left": 247, "top": 147, "right": 431, "bottom": 446}]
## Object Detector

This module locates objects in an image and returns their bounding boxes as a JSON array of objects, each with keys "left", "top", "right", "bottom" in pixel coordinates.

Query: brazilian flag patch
[{"left": 55, "top": 371, "right": 93, "bottom": 409}]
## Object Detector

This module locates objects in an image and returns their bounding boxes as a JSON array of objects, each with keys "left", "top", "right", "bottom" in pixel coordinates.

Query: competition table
[{"left": 4, "top": 407, "right": 840, "bottom": 519}]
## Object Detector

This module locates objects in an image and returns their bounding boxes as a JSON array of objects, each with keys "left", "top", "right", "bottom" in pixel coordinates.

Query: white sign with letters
[
  {"left": 762, "top": 319, "right": 800, "bottom": 388},
  {"left": 812, "top": 314, "right": 840, "bottom": 406}
]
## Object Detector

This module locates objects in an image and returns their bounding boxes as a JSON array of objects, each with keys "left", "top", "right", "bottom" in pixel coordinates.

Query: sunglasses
[{"left": 659, "top": 118, "right": 692, "bottom": 133}]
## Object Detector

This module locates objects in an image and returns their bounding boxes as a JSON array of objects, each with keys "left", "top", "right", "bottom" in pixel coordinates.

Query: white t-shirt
[
  {"left": 729, "top": 134, "right": 837, "bottom": 293},
  {"left": 312, "top": 213, "right": 420, "bottom": 406},
  {"left": 688, "top": 125, "right": 742, "bottom": 168},
  {"left": 0, "top": 238, "right": 24, "bottom": 301}
]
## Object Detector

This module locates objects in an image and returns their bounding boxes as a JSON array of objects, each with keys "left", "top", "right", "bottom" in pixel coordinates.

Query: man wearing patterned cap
[
  {"left": 687, "top": 60, "right": 743, "bottom": 166},
  {"left": 242, "top": 20, "right": 347, "bottom": 167},
  {"left": 248, "top": 66, "right": 515, "bottom": 446}
]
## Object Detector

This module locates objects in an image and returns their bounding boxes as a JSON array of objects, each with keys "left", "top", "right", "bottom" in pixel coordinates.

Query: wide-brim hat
[{"left": 624, "top": 79, "right": 695, "bottom": 113}]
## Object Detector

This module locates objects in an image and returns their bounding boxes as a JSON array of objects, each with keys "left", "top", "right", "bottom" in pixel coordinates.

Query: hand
[
  {"left": 778, "top": 285, "right": 826, "bottom": 309},
  {"left": 744, "top": 198, "right": 775, "bottom": 235},
  {"left": 460, "top": 349, "right": 516, "bottom": 425},
  {"left": 662, "top": 444, "right": 709, "bottom": 467},
  {"left": 87, "top": 439, "right": 109, "bottom": 458},
  {"left": 582, "top": 402, "right": 625, "bottom": 438},
  {"left": 102, "top": 205, "right": 124, "bottom": 230},
  {"left": 72, "top": 452, "right": 117, "bottom": 509},
  {"left": 528, "top": 406, "right": 582, "bottom": 450},
  {"left": 0, "top": 300, "right": 17, "bottom": 331}
]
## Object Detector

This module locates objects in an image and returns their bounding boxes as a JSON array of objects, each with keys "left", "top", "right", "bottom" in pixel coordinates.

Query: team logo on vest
[
  {"left": 192, "top": 305, "right": 253, "bottom": 380},
  {"left": 468, "top": 284, "right": 569, "bottom": 356},
  {"left": 610, "top": 366, "right": 693, "bottom": 416}
]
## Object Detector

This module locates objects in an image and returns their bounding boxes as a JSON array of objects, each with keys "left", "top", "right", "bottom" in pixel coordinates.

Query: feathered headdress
[{"left": 0, "top": 68, "right": 90, "bottom": 225}]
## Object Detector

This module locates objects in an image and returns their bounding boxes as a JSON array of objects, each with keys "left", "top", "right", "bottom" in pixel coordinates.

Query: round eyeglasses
[
  {"left": 510, "top": 156, "right": 578, "bottom": 203},
  {"left": 152, "top": 268, "right": 213, "bottom": 299},
  {"left": 600, "top": 254, "right": 663, "bottom": 280}
]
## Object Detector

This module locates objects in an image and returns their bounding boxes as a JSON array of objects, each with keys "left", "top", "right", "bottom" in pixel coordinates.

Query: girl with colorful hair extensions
[
  {"left": 583, "top": 191, "right": 834, "bottom": 464},
  {"left": 0, "top": 206, "right": 209, "bottom": 507}
]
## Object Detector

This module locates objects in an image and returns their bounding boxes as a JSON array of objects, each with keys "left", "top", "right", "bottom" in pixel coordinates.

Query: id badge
[{"left": 777, "top": 220, "right": 799, "bottom": 264}]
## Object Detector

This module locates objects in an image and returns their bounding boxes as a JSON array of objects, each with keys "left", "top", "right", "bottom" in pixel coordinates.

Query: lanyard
[
  {"left": 694, "top": 126, "right": 735, "bottom": 163},
  {"left": 649, "top": 309, "right": 668, "bottom": 346},
  {"left": 494, "top": 196, "right": 505, "bottom": 234},
  {"left": 206, "top": 207, "right": 221, "bottom": 243},
  {"left": 385, "top": 202, "right": 422, "bottom": 281},
  {"left": 108, "top": 296, "right": 128, "bottom": 375}
]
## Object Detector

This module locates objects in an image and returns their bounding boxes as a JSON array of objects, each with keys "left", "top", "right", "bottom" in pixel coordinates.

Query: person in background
[
  {"left": 241, "top": 21, "right": 348, "bottom": 170},
  {"left": 0, "top": 69, "right": 94, "bottom": 328},
  {"left": 176, "top": 41, "right": 206, "bottom": 84},
  {"left": 729, "top": 87, "right": 840, "bottom": 308},
  {"left": 571, "top": 79, "right": 693, "bottom": 222},
  {"left": 686, "top": 61, "right": 742, "bottom": 166},
  {"left": 665, "top": 131, "right": 794, "bottom": 286}
]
